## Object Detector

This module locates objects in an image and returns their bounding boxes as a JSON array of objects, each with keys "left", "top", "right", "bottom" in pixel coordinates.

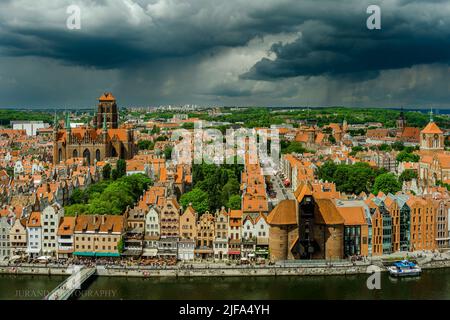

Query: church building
[
  {"left": 418, "top": 111, "right": 449, "bottom": 187},
  {"left": 53, "top": 93, "right": 135, "bottom": 165}
]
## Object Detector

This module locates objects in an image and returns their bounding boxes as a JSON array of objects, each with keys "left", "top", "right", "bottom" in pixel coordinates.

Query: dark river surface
[{"left": 0, "top": 269, "right": 449, "bottom": 300}]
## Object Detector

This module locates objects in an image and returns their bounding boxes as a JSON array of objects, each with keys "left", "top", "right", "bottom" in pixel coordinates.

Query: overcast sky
[{"left": 0, "top": 0, "right": 449, "bottom": 109}]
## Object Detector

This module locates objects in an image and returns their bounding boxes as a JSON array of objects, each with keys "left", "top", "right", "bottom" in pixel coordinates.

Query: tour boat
[{"left": 387, "top": 260, "right": 421, "bottom": 277}]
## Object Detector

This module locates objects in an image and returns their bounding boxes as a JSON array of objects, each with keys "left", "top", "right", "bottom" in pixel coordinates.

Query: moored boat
[{"left": 387, "top": 260, "right": 421, "bottom": 277}]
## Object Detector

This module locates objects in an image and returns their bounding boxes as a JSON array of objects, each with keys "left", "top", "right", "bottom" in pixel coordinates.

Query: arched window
[
  {"left": 58, "top": 148, "right": 62, "bottom": 163},
  {"left": 96, "top": 149, "right": 101, "bottom": 161},
  {"left": 434, "top": 134, "right": 439, "bottom": 148},
  {"left": 73, "top": 149, "right": 78, "bottom": 158},
  {"left": 83, "top": 149, "right": 91, "bottom": 165}
]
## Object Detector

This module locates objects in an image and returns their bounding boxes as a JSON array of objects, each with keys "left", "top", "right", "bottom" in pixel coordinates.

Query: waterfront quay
[{"left": 1, "top": 251, "right": 450, "bottom": 279}]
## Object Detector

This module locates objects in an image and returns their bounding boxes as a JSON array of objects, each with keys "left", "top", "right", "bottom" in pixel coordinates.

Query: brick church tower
[
  {"left": 420, "top": 110, "right": 444, "bottom": 151},
  {"left": 96, "top": 93, "right": 118, "bottom": 129}
]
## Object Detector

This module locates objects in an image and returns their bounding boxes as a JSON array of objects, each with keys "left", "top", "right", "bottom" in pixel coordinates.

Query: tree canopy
[
  {"left": 317, "top": 161, "right": 387, "bottom": 195},
  {"left": 396, "top": 151, "right": 420, "bottom": 163},
  {"left": 180, "top": 188, "right": 210, "bottom": 214},
  {"left": 399, "top": 169, "right": 418, "bottom": 184},
  {"left": 372, "top": 173, "right": 402, "bottom": 195},
  {"left": 64, "top": 174, "right": 152, "bottom": 216},
  {"left": 192, "top": 162, "right": 243, "bottom": 211}
]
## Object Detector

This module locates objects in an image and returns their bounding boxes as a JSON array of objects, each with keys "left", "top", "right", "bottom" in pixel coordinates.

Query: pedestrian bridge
[{"left": 45, "top": 266, "right": 96, "bottom": 300}]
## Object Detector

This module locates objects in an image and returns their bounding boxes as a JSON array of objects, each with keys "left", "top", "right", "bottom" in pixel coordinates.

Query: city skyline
[{"left": 0, "top": 0, "right": 450, "bottom": 109}]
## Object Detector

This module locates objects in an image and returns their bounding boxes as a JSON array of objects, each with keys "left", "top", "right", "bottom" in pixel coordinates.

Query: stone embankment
[{"left": 1, "top": 258, "right": 449, "bottom": 278}]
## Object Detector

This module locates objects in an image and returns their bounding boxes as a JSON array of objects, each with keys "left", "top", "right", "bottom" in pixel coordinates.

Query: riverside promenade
[{"left": 1, "top": 250, "right": 449, "bottom": 278}]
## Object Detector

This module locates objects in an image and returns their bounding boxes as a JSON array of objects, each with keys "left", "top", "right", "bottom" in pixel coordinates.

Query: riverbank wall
[{"left": 1, "top": 259, "right": 449, "bottom": 278}]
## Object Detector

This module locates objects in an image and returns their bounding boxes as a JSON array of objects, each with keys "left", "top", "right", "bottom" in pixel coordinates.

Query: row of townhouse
[
  {"left": 267, "top": 182, "right": 450, "bottom": 262},
  {"left": 366, "top": 191, "right": 450, "bottom": 254},
  {"left": 121, "top": 196, "right": 271, "bottom": 261},
  {"left": 0, "top": 203, "right": 63, "bottom": 260},
  {"left": 0, "top": 202, "right": 125, "bottom": 260}
]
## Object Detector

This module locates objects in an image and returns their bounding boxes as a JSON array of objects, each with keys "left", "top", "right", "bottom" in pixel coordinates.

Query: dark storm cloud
[
  {"left": 242, "top": 0, "right": 450, "bottom": 80},
  {"left": 0, "top": 0, "right": 449, "bottom": 108},
  {"left": 0, "top": 0, "right": 301, "bottom": 68}
]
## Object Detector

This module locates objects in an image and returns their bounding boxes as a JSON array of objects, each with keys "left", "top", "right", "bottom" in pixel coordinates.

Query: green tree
[
  {"left": 164, "top": 146, "right": 173, "bottom": 160},
  {"left": 396, "top": 151, "right": 420, "bottom": 163},
  {"left": 116, "top": 159, "right": 126, "bottom": 178},
  {"left": 111, "top": 169, "right": 119, "bottom": 180},
  {"left": 64, "top": 203, "right": 89, "bottom": 216},
  {"left": 378, "top": 144, "right": 392, "bottom": 152},
  {"left": 137, "top": 140, "right": 154, "bottom": 150},
  {"left": 372, "top": 173, "right": 401, "bottom": 195},
  {"left": 180, "top": 188, "right": 210, "bottom": 214},
  {"left": 150, "top": 125, "right": 160, "bottom": 134},
  {"left": 181, "top": 122, "right": 194, "bottom": 129},
  {"left": 328, "top": 135, "right": 336, "bottom": 144},
  {"left": 102, "top": 163, "right": 111, "bottom": 180},
  {"left": 392, "top": 141, "right": 405, "bottom": 151},
  {"left": 117, "top": 237, "right": 124, "bottom": 254},
  {"left": 155, "top": 135, "right": 168, "bottom": 142},
  {"left": 226, "top": 194, "right": 241, "bottom": 210},
  {"left": 221, "top": 178, "right": 240, "bottom": 205},
  {"left": 70, "top": 189, "right": 88, "bottom": 205},
  {"left": 399, "top": 169, "right": 418, "bottom": 184}
]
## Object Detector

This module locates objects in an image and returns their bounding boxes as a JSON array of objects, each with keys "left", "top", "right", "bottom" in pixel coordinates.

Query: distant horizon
[{"left": 0, "top": 105, "right": 449, "bottom": 115}]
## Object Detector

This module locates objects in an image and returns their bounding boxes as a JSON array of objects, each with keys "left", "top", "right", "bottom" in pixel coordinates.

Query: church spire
[
  {"left": 429, "top": 108, "right": 434, "bottom": 122},
  {"left": 102, "top": 112, "right": 107, "bottom": 131},
  {"left": 65, "top": 112, "right": 71, "bottom": 132},
  {"left": 53, "top": 111, "right": 58, "bottom": 131}
]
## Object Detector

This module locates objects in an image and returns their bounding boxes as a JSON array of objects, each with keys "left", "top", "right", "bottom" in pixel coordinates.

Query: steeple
[
  {"left": 93, "top": 113, "right": 97, "bottom": 129},
  {"left": 429, "top": 108, "right": 434, "bottom": 123},
  {"left": 65, "top": 112, "right": 71, "bottom": 132},
  {"left": 102, "top": 112, "right": 107, "bottom": 131},
  {"left": 53, "top": 111, "right": 58, "bottom": 132},
  {"left": 397, "top": 107, "right": 406, "bottom": 130}
]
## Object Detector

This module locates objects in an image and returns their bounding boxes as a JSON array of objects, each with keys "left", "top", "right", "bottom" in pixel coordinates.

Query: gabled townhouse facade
[
  {"left": 213, "top": 208, "right": 229, "bottom": 260},
  {"left": 41, "top": 204, "right": 64, "bottom": 257},
  {"left": 0, "top": 215, "right": 12, "bottom": 261},
  {"left": 26, "top": 211, "right": 42, "bottom": 258},
  {"left": 10, "top": 217, "right": 27, "bottom": 256},
  {"left": 57, "top": 216, "right": 75, "bottom": 259},
  {"left": 143, "top": 206, "right": 160, "bottom": 258},
  {"left": 74, "top": 215, "right": 125, "bottom": 258}
]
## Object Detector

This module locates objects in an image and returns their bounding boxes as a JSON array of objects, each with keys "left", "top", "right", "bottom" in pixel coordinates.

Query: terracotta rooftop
[
  {"left": 421, "top": 121, "right": 443, "bottom": 134},
  {"left": 315, "top": 198, "right": 345, "bottom": 225},
  {"left": 99, "top": 92, "right": 116, "bottom": 101},
  {"left": 267, "top": 199, "right": 297, "bottom": 225},
  {"left": 27, "top": 211, "right": 41, "bottom": 228}
]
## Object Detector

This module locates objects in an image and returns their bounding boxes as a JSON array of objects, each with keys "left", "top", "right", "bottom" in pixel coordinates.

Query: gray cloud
[
  {"left": 242, "top": 0, "right": 450, "bottom": 80},
  {"left": 0, "top": 0, "right": 449, "bottom": 108}
]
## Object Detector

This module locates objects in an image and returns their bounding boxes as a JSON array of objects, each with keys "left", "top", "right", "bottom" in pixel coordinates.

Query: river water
[{"left": 1, "top": 269, "right": 449, "bottom": 300}]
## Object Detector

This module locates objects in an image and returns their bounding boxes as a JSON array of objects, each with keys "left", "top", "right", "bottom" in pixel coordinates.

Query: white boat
[{"left": 387, "top": 260, "right": 421, "bottom": 277}]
